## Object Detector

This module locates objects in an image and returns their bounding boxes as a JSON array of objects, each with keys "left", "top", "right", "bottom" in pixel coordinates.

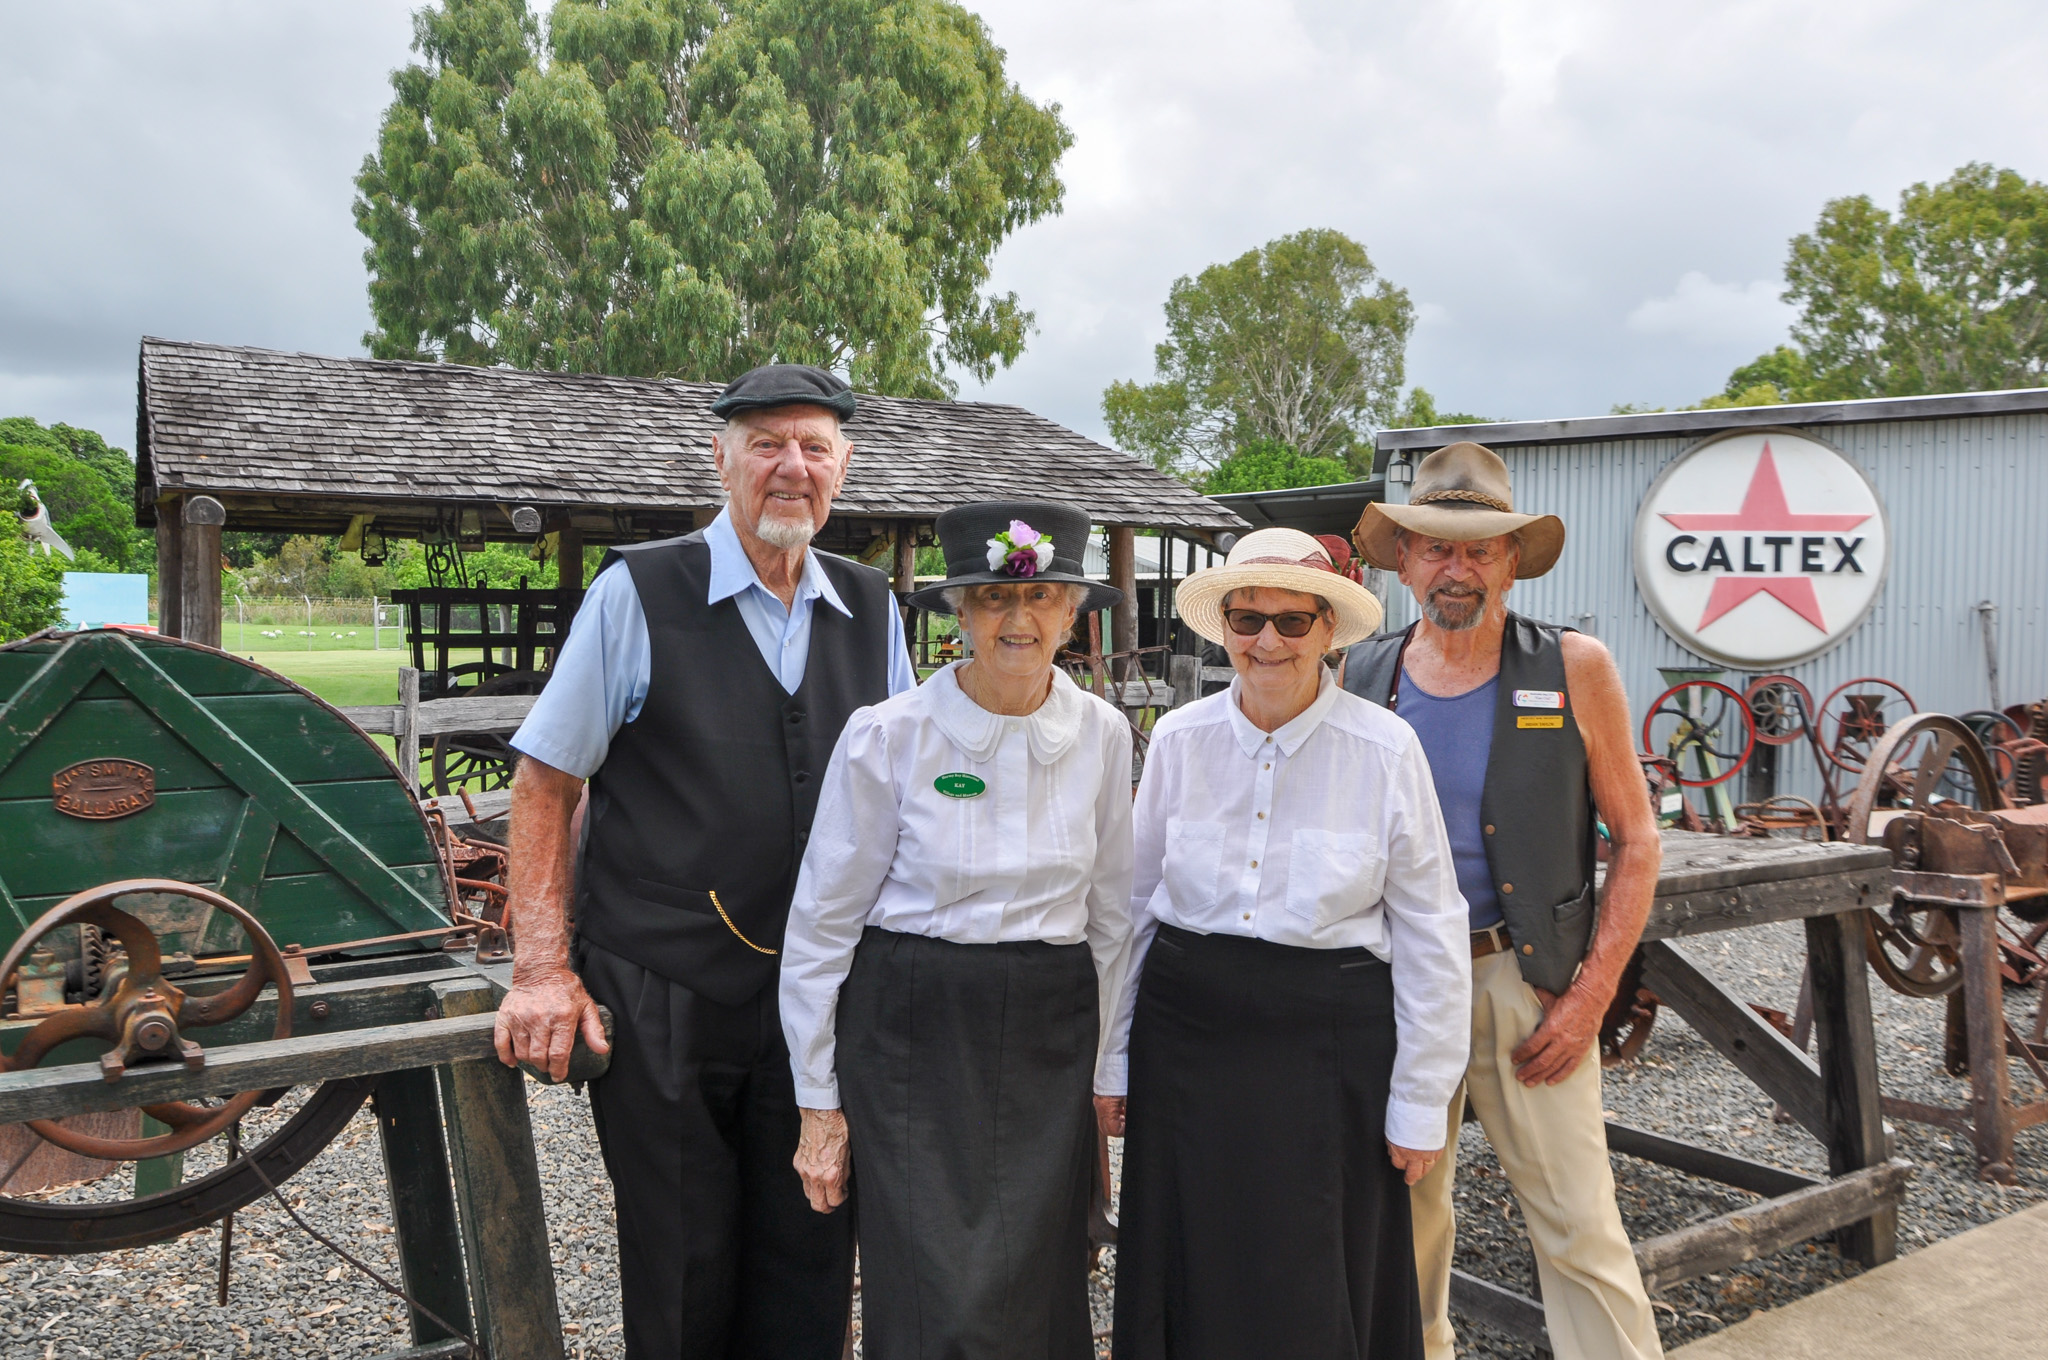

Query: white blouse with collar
[
  {"left": 780, "top": 661, "right": 1137, "bottom": 1109},
  {"left": 1097, "top": 670, "right": 1472, "bottom": 1150}
]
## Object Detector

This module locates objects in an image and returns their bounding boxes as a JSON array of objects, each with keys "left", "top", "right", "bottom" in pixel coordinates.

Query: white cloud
[{"left": 1625, "top": 273, "right": 1795, "bottom": 347}]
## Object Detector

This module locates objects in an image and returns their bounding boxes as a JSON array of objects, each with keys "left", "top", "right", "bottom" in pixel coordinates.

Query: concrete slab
[{"left": 1670, "top": 1203, "right": 2048, "bottom": 1359}]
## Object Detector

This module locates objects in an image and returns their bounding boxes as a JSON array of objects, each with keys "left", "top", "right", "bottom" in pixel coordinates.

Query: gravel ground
[{"left": 4, "top": 920, "right": 2042, "bottom": 1358}]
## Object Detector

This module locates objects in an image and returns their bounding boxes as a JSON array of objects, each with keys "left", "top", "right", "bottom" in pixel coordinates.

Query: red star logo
[{"left": 1659, "top": 443, "right": 1872, "bottom": 633}]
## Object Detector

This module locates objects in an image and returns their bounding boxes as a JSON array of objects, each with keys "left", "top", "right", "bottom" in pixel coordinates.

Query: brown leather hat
[{"left": 1353, "top": 442, "right": 1565, "bottom": 579}]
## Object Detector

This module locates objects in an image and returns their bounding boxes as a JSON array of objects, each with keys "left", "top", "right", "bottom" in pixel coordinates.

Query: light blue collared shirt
[{"left": 509, "top": 508, "right": 917, "bottom": 779}]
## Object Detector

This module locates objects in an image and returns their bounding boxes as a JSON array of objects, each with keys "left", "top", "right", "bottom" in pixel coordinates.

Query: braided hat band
[{"left": 1411, "top": 488, "right": 1515, "bottom": 513}]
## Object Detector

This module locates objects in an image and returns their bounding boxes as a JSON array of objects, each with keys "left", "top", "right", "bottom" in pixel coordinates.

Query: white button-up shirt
[
  {"left": 1099, "top": 670, "right": 1471, "bottom": 1150},
  {"left": 780, "top": 662, "right": 1137, "bottom": 1109}
]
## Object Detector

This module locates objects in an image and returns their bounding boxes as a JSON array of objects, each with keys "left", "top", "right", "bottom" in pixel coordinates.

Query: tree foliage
[
  {"left": 1199, "top": 439, "right": 1351, "bottom": 495},
  {"left": 1102, "top": 229, "right": 1414, "bottom": 478},
  {"left": 0, "top": 529, "right": 67, "bottom": 642},
  {"left": 1722, "top": 163, "right": 2048, "bottom": 402},
  {"left": 355, "top": 0, "right": 1071, "bottom": 397},
  {"left": 1383, "top": 387, "right": 1490, "bottom": 430},
  {"left": 0, "top": 418, "right": 148, "bottom": 572}
]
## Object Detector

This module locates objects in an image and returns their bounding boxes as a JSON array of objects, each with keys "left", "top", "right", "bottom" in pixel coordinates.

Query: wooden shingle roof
[{"left": 137, "top": 338, "right": 1244, "bottom": 538}]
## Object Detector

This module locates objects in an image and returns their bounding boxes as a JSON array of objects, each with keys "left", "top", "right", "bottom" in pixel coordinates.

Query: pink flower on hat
[{"left": 985, "top": 520, "right": 1056, "bottom": 577}]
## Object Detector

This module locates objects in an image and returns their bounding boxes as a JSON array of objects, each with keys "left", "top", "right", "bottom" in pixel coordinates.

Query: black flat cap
[{"left": 709, "top": 364, "right": 857, "bottom": 422}]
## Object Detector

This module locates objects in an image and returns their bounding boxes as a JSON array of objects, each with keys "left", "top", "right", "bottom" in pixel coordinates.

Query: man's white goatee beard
[{"left": 756, "top": 515, "right": 818, "bottom": 551}]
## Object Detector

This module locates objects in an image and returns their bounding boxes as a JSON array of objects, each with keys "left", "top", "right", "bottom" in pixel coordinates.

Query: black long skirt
[
  {"left": 838, "top": 927, "right": 1098, "bottom": 1360},
  {"left": 1111, "top": 924, "right": 1422, "bottom": 1360}
]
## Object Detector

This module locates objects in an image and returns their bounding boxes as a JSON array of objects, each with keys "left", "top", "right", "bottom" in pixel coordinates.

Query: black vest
[
  {"left": 576, "top": 532, "right": 897, "bottom": 1005},
  {"left": 1342, "top": 613, "right": 1597, "bottom": 994}
]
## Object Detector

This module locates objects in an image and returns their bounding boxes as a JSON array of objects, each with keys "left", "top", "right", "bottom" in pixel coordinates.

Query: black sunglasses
[{"left": 1222, "top": 608, "right": 1325, "bottom": 639}]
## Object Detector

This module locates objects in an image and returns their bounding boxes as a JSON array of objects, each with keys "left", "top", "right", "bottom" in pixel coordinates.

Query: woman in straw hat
[
  {"left": 780, "top": 500, "right": 1135, "bottom": 1360},
  {"left": 1101, "top": 528, "right": 1471, "bottom": 1360}
]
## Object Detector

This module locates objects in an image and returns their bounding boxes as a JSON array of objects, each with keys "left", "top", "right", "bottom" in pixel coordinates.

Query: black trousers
[
  {"left": 1111, "top": 925, "right": 1422, "bottom": 1360},
  {"left": 838, "top": 928, "right": 1097, "bottom": 1360},
  {"left": 579, "top": 941, "right": 854, "bottom": 1360}
]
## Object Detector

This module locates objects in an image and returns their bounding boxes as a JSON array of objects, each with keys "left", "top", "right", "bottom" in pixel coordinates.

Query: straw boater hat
[
  {"left": 1353, "top": 441, "right": 1565, "bottom": 579},
  {"left": 1176, "top": 528, "right": 1385, "bottom": 648}
]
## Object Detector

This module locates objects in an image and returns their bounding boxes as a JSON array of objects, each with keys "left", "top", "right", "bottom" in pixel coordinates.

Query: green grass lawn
[{"left": 240, "top": 647, "right": 409, "bottom": 707}]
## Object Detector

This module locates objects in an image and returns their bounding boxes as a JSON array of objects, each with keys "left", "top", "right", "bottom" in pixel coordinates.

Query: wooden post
[
  {"left": 397, "top": 667, "right": 422, "bottom": 796},
  {"left": 556, "top": 526, "right": 584, "bottom": 591},
  {"left": 1803, "top": 910, "right": 1899, "bottom": 1263},
  {"left": 1169, "top": 653, "right": 1201, "bottom": 710},
  {"left": 1957, "top": 901, "right": 2016, "bottom": 1183},
  {"left": 433, "top": 983, "right": 567, "bottom": 1360},
  {"left": 179, "top": 495, "right": 225, "bottom": 649},
  {"left": 374, "top": 1066, "right": 473, "bottom": 1347},
  {"left": 1108, "top": 526, "right": 1137, "bottom": 677},
  {"left": 893, "top": 520, "right": 916, "bottom": 596},
  {"left": 155, "top": 495, "right": 184, "bottom": 639}
]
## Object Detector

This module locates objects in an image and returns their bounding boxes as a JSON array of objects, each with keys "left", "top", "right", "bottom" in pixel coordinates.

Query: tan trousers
[{"left": 1412, "top": 950, "right": 1663, "bottom": 1360}]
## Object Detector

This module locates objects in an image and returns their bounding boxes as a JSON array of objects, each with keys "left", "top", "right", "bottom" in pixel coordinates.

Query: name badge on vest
[
  {"left": 1517, "top": 715, "right": 1564, "bottom": 729},
  {"left": 935, "top": 772, "right": 986, "bottom": 798},
  {"left": 1513, "top": 689, "right": 1563, "bottom": 709}
]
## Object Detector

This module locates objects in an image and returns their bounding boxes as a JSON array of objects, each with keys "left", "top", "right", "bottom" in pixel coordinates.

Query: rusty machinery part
[
  {"left": 1745, "top": 675, "right": 1816, "bottom": 747},
  {"left": 1638, "top": 754, "right": 1705, "bottom": 832},
  {"left": 1641, "top": 680, "right": 1756, "bottom": 789},
  {"left": 1734, "top": 795, "right": 1829, "bottom": 840},
  {"left": 429, "top": 669, "right": 548, "bottom": 798},
  {"left": 0, "top": 1076, "right": 375, "bottom": 1256},
  {"left": 1599, "top": 950, "right": 1659, "bottom": 1068},
  {"left": 0, "top": 881, "right": 293, "bottom": 1160},
  {"left": 1846, "top": 714, "right": 2001, "bottom": 998},
  {"left": 1817, "top": 677, "right": 1918, "bottom": 775}
]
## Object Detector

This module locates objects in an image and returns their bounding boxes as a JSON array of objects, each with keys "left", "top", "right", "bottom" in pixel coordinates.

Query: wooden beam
[
  {"left": 434, "top": 983, "right": 566, "bottom": 1360},
  {"left": 179, "top": 494, "right": 225, "bottom": 649},
  {"left": 1449, "top": 1269, "right": 1549, "bottom": 1347},
  {"left": 1632, "top": 1159, "right": 1914, "bottom": 1294},
  {"left": 1805, "top": 909, "right": 1899, "bottom": 1262},
  {"left": 374, "top": 1066, "right": 473, "bottom": 1347},
  {"left": 155, "top": 494, "right": 184, "bottom": 639},
  {"left": 1639, "top": 940, "right": 1829, "bottom": 1141},
  {"left": 893, "top": 519, "right": 916, "bottom": 596},
  {"left": 555, "top": 525, "right": 584, "bottom": 591},
  {"left": 1108, "top": 526, "right": 1138, "bottom": 671},
  {"left": 1604, "top": 1121, "right": 1822, "bottom": 1199}
]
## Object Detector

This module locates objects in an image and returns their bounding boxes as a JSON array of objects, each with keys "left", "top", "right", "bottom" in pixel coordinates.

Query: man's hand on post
[
  {"left": 492, "top": 969, "right": 610, "bottom": 1082},
  {"left": 794, "top": 1108, "right": 852, "bottom": 1213},
  {"left": 1510, "top": 983, "right": 1602, "bottom": 1086}
]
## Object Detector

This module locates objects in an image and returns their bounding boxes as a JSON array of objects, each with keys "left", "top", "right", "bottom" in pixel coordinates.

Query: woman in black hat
[{"left": 779, "top": 500, "right": 1136, "bottom": 1360}]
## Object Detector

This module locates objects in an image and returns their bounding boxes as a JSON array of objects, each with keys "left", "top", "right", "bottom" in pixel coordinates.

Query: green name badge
[{"left": 935, "top": 772, "right": 987, "bottom": 798}]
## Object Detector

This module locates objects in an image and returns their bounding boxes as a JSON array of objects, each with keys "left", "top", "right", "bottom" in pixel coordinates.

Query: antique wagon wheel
[
  {"left": 431, "top": 668, "right": 548, "bottom": 797},
  {"left": 1817, "top": 677, "right": 1916, "bottom": 775},
  {"left": 1744, "top": 675, "right": 1815, "bottom": 747},
  {"left": 1, "top": 881, "right": 293, "bottom": 1159},
  {"left": 1641, "top": 680, "right": 1756, "bottom": 788},
  {"left": 1846, "top": 714, "right": 2002, "bottom": 998},
  {"left": 1960, "top": 710, "right": 2027, "bottom": 803}
]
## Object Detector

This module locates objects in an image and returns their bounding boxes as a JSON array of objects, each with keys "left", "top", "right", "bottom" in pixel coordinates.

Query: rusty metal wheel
[
  {"left": 1599, "top": 950, "right": 1660, "bottom": 1067},
  {"left": 1, "top": 881, "right": 295, "bottom": 1160},
  {"left": 1745, "top": 675, "right": 1815, "bottom": 747},
  {"left": 1818, "top": 677, "right": 1917, "bottom": 775},
  {"left": 1847, "top": 714, "right": 2002, "bottom": 998}
]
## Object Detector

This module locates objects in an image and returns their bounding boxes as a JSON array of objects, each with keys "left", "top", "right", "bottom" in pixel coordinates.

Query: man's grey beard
[
  {"left": 755, "top": 514, "right": 818, "bottom": 551},
  {"left": 1422, "top": 584, "right": 1486, "bottom": 631}
]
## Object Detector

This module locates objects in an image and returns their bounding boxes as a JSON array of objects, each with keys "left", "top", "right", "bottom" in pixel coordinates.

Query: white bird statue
[{"left": 17, "top": 480, "right": 75, "bottom": 559}]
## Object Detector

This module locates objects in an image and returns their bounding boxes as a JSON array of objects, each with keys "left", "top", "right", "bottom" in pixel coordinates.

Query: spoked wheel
[
  {"left": 1818, "top": 677, "right": 1916, "bottom": 775},
  {"left": 431, "top": 669, "right": 547, "bottom": 797},
  {"left": 1847, "top": 714, "right": 2002, "bottom": 998},
  {"left": 1745, "top": 675, "right": 1815, "bottom": 746},
  {"left": 1642, "top": 680, "right": 1756, "bottom": 788},
  {"left": 0, "top": 881, "right": 371, "bottom": 1253},
  {"left": 1961, "top": 710, "right": 2028, "bottom": 804}
]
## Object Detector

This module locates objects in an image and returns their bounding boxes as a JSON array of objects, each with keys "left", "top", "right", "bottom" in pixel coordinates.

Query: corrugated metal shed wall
[{"left": 1376, "top": 414, "right": 2047, "bottom": 803}]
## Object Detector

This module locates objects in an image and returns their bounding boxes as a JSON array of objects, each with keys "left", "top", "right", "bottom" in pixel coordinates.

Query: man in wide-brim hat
[{"left": 1345, "top": 442, "right": 1667, "bottom": 1360}]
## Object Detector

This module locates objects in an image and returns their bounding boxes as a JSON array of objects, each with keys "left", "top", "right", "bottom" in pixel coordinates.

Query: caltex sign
[{"left": 1632, "top": 429, "right": 1890, "bottom": 668}]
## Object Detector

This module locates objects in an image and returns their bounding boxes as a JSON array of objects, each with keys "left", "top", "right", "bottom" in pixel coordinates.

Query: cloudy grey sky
[{"left": 6, "top": 1, "right": 2046, "bottom": 453}]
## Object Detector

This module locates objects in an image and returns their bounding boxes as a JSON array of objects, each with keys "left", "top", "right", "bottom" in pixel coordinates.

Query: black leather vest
[
  {"left": 576, "top": 532, "right": 896, "bottom": 1005},
  {"left": 1342, "top": 613, "right": 1597, "bottom": 993}
]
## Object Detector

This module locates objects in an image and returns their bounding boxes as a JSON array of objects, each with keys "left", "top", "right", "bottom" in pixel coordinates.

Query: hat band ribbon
[
  {"left": 1238, "top": 552, "right": 1337, "bottom": 574},
  {"left": 1410, "top": 488, "right": 1516, "bottom": 513}
]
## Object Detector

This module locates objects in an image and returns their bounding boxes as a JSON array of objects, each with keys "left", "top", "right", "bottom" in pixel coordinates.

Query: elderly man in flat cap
[
  {"left": 1345, "top": 442, "right": 1665, "bottom": 1360},
  {"left": 497, "top": 364, "right": 916, "bottom": 1360}
]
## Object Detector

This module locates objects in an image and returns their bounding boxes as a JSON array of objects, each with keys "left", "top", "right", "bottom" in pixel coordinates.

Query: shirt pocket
[
  {"left": 1284, "top": 828, "right": 1383, "bottom": 931},
  {"left": 1162, "top": 819, "right": 1224, "bottom": 912}
]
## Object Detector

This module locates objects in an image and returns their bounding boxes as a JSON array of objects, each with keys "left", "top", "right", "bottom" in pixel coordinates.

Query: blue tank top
[{"left": 1396, "top": 667, "right": 1502, "bottom": 929}]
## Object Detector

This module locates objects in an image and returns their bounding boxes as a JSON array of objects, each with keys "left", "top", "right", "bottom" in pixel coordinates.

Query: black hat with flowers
[{"left": 905, "top": 500, "right": 1125, "bottom": 615}]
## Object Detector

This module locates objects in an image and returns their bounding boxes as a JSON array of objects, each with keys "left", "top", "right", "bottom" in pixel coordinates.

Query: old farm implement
[{"left": 0, "top": 628, "right": 602, "bottom": 1359}]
